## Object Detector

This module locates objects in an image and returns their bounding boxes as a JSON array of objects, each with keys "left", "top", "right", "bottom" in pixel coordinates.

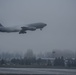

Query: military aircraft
[{"left": 0, "top": 22, "right": 47, "bottom": 34}]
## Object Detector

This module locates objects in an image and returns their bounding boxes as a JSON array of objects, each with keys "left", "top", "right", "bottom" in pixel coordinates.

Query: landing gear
[
  {"left": 40, "top": 28, "right": 42, "bottom": 31},
  {"left": 19, "top": 32, "right": 27, "bottom": 34}
]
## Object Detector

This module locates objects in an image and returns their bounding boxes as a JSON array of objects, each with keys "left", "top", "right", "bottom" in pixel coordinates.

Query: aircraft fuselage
[{"left": 0, "top": 22, "right": 47, "bottom": 34}]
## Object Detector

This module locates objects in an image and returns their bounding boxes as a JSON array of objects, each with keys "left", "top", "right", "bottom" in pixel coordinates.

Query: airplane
[{"left": 0, "top": 22, "right": 47, "bottom": 34}]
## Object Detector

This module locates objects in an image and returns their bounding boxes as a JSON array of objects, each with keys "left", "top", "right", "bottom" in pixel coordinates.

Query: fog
[{"left": 0, "top": 0, "right": 76, "bottom": 54}]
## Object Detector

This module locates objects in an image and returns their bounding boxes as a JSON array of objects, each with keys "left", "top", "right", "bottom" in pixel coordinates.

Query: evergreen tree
[
  {"left": 60, "top": 56, "right": 65, "bottom": 66},
  {"left": 67, "top": 59, "right": 71, "bottom": 67},
  {"left": 0, "top": 59, "right": 6, "bottom": 65}
]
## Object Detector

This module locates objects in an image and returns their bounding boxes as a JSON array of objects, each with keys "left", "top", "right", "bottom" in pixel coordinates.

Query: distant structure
[{"left": 52, "top": 51, "right": 56, "bottom": 58}]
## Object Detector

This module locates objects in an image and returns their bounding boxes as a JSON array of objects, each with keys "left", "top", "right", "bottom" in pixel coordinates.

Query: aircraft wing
[{"left": 19, "top": 26, "right": 36, "bottom": 34}]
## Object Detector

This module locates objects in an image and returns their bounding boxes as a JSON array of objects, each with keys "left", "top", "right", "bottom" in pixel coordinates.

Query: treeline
[
  {"left": 0, "top": 49, "right": 76, "bottom": 68},
  {"left": 0, "top": 56, "right": 76, "bottom": 68}
]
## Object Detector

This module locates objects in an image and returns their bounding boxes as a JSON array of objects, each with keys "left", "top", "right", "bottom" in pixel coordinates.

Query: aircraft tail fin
[{"left": 0, "top": 23, "right": 4, "bottom": 27}]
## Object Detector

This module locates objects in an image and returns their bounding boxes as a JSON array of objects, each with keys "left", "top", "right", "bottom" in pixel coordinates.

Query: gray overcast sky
[{"left": 0, "top": 0, "right": 76, "bottom": 53}]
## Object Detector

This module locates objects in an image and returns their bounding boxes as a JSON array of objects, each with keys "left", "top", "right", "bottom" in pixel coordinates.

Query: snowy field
[{"left": 0, "top": 68, "right": 76, "bottom": 75}]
